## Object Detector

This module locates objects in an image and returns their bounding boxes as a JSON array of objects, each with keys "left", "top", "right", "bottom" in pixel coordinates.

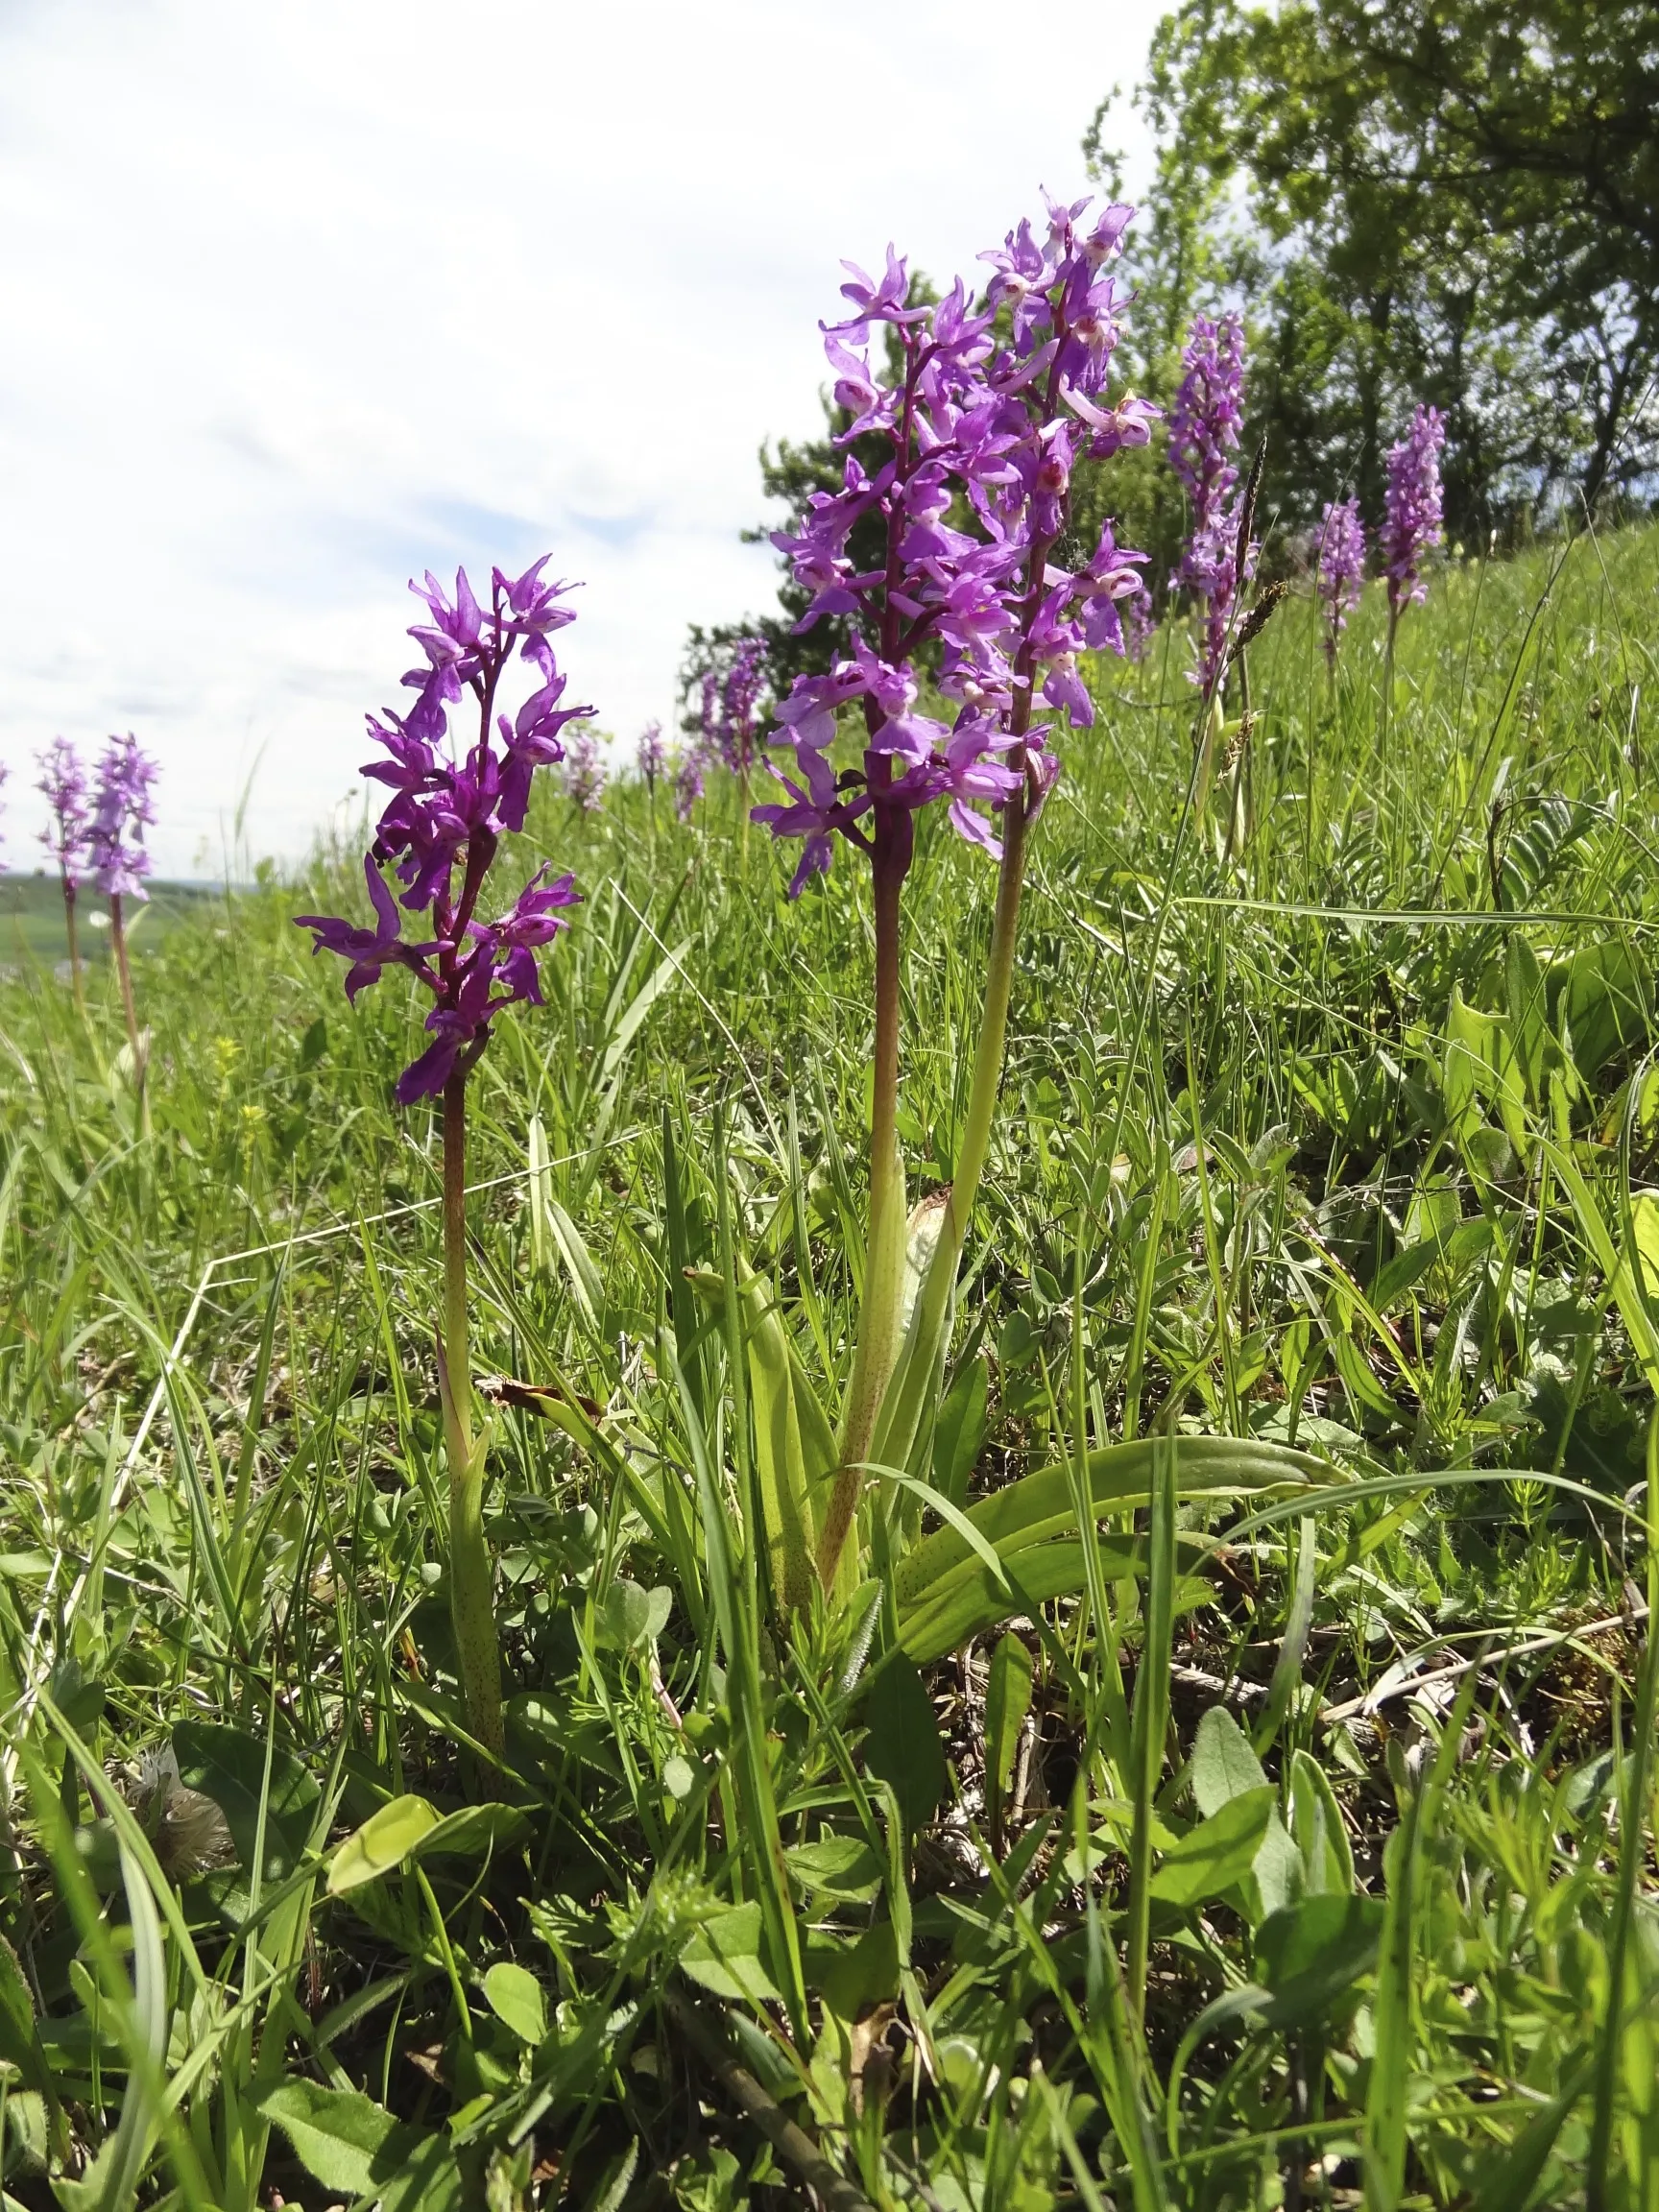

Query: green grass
[{"left": 1, "top": 522, "right": 1657, "bottom": 2210}]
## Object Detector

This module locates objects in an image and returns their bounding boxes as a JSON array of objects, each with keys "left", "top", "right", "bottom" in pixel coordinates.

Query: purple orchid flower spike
[
  {"left": 637, "top": 719, "right": 666, "bottom": 792},
  {"left": 36, "top": 736, "right": 90, "bottom": 998},
  {"left": 292, "top": 556, "right": 589, "bottom": 1758},
  {"left": 1168, "top": 313, "right": 1252, "bottom": 695},
  {"left": 1316, "top": 496, "right": 1366, "bottom": 669},
  {"left": 1382, "top": 405, "right": 1446, "bottom": 637},
  {"left": 755, "top": 194, "right": 1154, "bottom": 1594},
  {"left": 85, "top": 734, "right": 160, "bottom": 1113},
  {"left": 297, "top": 561, "right": 588, "bottom": 1102},
  {"left": 565, "top": 726, "right": 607, "bottom": 813}
]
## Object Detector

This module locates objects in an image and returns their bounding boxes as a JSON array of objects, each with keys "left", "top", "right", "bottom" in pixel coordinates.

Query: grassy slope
[{"left": 0, "top": 523, "right": 1656, "bottom": 2208}]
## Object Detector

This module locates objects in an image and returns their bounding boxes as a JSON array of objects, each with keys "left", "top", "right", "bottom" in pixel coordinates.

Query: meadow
[{"left": 1, "top": 520, "right": 1656, "bottom": 2210}]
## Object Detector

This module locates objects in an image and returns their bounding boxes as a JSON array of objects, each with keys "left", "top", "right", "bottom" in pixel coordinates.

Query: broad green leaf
[
  {"left": 1190, "top": 1706, "right": 1268, "bottom": 1816},
  {"left": 482, "top": 1960, "right": 548, "bottom": 2045},
  {"left": 327, "top": 1794, "right": 440, "bottom": 1894},
  {"left": 862, "top": 1649, "right": 948, "bottom": 1837},
  {"left": 1248, "top": 1809, "right": 1305, "bottom": 1922},
  {"left": 1149, "top": 1786, "right": 1276, "bottom": 1906},
  {"left": 680, "top": 1901, "right": 783, "bottom": 2007},
  {"left": 894, "top": 1435, "right": 1317, "bottom": 1618},
  {"left": 1556, "top": 937, "right": 1647, "bottom": 1077},
  {"left": 1255, "top": 1893, "right": 1383, "bottom": 2029},
  {"left": 785, "top": 1834, "right": 884, "bottom": 1902},
  {"left": 898, "top": 1535, "right": 1211, "bottom": 1668},
  {"left": 252, "top": 2078, "right": 432, "bottom": 2194},
  {"left": 413, "top": 1802, "right": 530, "bottom": 1863},
  {"left": 984, "top": 1632, "right": 1035, "bottom": 1799},
  {"left": 601, "top": 1578, "right": 673, "bottom": 1651},
  {"left": 172, "top": 1719, "right": 320, "bottom": 1884},
  {"left": 380, "top": 2132, "right": 465, "bottom": 2212}
]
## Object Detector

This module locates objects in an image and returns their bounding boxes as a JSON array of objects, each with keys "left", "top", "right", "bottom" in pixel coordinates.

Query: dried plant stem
[{"left": 441, "top": 1071, "right": 503, "bottom": 1756}]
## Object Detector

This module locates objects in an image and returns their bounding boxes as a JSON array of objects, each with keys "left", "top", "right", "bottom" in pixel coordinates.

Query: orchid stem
[
  {"left": 441, "top": 1071, "right": 504, "bottom": 1756},
  {"left": 63, "top": 884, "right": 85, "bottom": 1017},
  {"left": 818, "top": 837, "right": 907, "bottom": 1589},
  {"left": 108, "top": 893, "right": 150, "bottom": 1135}
]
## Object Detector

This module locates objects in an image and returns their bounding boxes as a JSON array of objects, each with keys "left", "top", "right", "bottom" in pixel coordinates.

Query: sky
[{"left": 0, "top": 0, "right": 1159, "bottom": 878}]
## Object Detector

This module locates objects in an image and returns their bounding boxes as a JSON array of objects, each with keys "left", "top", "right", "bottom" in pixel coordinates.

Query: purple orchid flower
[
  {"left": 1382, "top": 405, "right": 1446, "bottom": 629},
  {"left": 1168, "top": 314, "right": 1252, "bottom": 692},
  {"left": 1316, "top": 496, "right": 1366, "bottom": 666},
  {"left": 565, "top": 725, "right": 607, "bottom": 812},
  {"left": 755, "top": 194, "right": 1151, "bottom": 895},
  {"left": 296, "top": 558, "right": 587, "bottom": 1102},
  {"left": 86, "top": 734, "right": 158, "bottom": 901},
  {"left": 637, "top": 719, "right": 666, "bottom": 791}
]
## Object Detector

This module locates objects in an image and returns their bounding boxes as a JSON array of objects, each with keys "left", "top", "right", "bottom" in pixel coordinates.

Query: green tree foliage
[{"left": 1098, "top": 0, "right": 1659, "bottom": 549}]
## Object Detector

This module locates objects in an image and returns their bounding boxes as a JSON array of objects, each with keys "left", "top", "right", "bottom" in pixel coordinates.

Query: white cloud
[{"left": 0, "top": 0, "right": 1158, "bottom": 876}]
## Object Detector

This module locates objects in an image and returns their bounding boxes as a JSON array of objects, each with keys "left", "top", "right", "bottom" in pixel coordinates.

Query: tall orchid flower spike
[
  {"left": 1316, "top": 497, "right": 1366, "bottom": 671},
  {"left": 86, "top": 734, "right": 159, "bottom": 1116},
  {"left": 1168, "top": 313, "right": 1255, "bottom": 699},
  {"left": 36, "top": 738, "right": 89, "bottom": 1005},
  {"left": 296, "top": 558, "right": 587, "bottom": 1754},
  {"left": 756, "top": 190, "right": 1153, "bottom": 1591},
  {"left": 1382, "top": 404, "right": 1446, "bottom": 644}
]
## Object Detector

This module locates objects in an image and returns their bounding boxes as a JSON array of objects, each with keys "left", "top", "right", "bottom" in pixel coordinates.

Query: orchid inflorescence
[
  {"left": 296, "top": 559, "right": 586, "bottom": 1103},
  {"left": 754, "top": 195, "right": 1153, "bottom": 898},
  {"left": 565, "top": 725, "right": 607, "bottom": 813},
  {"left": 1316, "top": 496, "right": 1366, "bottom": 667},
  {"left": 87, "top": 734, "right": 159, "bottom": 901},
  {"left": 1382, "top": 403, "right": 1446, "bottom": 628},
  {"left": 1168, "top": 313, "right": 1255, "bottom": 696},
  {"left": 37, "top": 737, "right": 88, "bottom": 884},
  {"left": 636, "top": 719, "right": 666, "bottom": 792}
]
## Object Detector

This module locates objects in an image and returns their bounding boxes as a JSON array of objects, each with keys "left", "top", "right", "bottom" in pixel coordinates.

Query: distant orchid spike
[
  {"left": 636, "top": 719, "right": 666, "bottom": 791},
  {"left": 1382, "top": 405, "right": 1446, "bottom": 628},
  {"left": 37, "top": 737, "right": 88, "bottom": 885},
  {"left": 565, "top": 726, "right": 607, "bottom": 813},
  {"left": 1168, "top": 314, "right": 1245, "bottom": 583},
  {"left": 674, "top": 743, "right": 706, "bottom": 822},
  {"left": 86, "top": 734, "right": 158, "bottom": 901},
  {"left": 1168, "top": 313, "right": 1251, "bottom": 691},
  {"left": 718, "top": 636, "right": 770, "bottom": 777},
  {"left": 295, "top": 557, "right": 587, "bottom": 1104},
  {"left": 1316, "top": 497, "right": 1366, "bottom": 667}
]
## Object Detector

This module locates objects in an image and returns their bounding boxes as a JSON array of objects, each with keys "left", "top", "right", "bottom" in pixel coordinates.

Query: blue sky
[{"left": 0, "top": 0, "right": 1157, "bottom": 876}]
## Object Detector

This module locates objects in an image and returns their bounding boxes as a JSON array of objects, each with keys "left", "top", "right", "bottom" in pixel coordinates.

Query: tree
[{"left": 1101, "top": 0, "right": 1659, "bottom": 542}]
